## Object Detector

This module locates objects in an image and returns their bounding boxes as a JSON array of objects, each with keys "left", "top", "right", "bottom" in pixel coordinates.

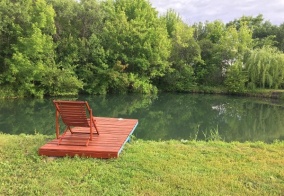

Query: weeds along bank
[{"left": 0, "top": 134, "right": 283, "bottom": 195}]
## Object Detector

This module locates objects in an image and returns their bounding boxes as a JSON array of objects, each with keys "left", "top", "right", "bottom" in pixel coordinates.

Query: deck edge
[{"left": 117, "top": 121, "right": 139, "bottom": 156}]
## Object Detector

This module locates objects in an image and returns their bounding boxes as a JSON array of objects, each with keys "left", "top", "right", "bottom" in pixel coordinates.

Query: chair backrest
[{"left": 53, "top": 100, "right": 90, "bottom": 127}]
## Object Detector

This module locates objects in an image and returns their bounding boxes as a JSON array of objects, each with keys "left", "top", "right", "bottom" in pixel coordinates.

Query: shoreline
[{"left": 2, "top": 87, "right": 284, "bottom": 100}]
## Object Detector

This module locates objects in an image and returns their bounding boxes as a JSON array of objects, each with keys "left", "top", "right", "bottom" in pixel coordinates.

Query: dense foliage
[{"left": 1, "top": 0, "right": 284, "bottom": 97}]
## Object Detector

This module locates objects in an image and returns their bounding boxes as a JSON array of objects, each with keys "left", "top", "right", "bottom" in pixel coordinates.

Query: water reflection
[{"left": 0, "top": 93, "right": 284, "bottom": 143}]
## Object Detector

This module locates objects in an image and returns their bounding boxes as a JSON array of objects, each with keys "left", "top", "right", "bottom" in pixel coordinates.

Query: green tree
[
  {"left": 194, "top": 21, "right": 226, "bottom": 85},
  {"left": 0, "top": 0, "right": 83, "bottom": 97},
  {"left": 158, "top": 10, "right": 200, "bottom": 91},
  {"left": 276, "top": 23, "right": 284, "bottom": 52},
  {"left": 98, "top": 0, "right": 171, "bottom": 94},
  {"left": 1, "top": 0, "right": 56, "bottom": 97},
  {"left": 224, "top": 60, "right": 248, "bottom": 93},
  {"left": 227, "top": 15, "right": 278, "bottom": 49},
  {"left": 226, "top": 15, "right": 264, "bottom": 30},
  {"left": 253, "top": 21, "right": 278, "bottom": 48},
  {"left": 48, "top": 0, "right": 81, "bottom": 67},
  {"left": 245, "top": 46, "right": 284, "bottom": 89},
  {"left": 50, "top": 0, "right": 104, "bottom": 94},
  {"left": 195, "top": 20, "right": 253, "bottom": 87}
]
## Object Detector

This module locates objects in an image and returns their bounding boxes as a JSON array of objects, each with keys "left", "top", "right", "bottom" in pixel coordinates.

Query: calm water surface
[{"left": 1, "top": 93, "right": 284, "bottom": 143}]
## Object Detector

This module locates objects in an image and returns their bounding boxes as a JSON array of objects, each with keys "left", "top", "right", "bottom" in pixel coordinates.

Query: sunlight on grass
[{"left": 0, "top": 133, "right": 283, "bottom": 195}]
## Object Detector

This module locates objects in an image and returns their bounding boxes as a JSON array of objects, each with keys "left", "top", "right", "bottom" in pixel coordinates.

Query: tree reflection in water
[{"left": 0, "top": 93, "right": 284, "bottom": 143}]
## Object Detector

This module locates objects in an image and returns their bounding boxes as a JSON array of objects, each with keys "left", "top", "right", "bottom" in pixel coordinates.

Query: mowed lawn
[{"left": 0, "top": 133, "right": 283, "bottom": 195}]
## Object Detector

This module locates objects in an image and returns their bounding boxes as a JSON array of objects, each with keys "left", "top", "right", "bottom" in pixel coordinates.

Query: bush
[{"left": 225, "top": 61, "right": 248, "bottom": 93}]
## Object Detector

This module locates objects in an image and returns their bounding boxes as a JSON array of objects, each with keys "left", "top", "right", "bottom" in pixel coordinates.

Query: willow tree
[{"left": 246, "top": 46, "right": 284, "bottom": 89}]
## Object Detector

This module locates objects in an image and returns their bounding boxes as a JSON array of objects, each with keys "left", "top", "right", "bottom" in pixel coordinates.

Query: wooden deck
[{"left": 38, "top": 117, "right": 138, "bottom": 158}]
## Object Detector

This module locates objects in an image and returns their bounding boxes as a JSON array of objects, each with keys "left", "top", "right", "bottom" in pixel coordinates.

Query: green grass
[{"left": 0, "top": 133, "right": 283, "bottom": 195}]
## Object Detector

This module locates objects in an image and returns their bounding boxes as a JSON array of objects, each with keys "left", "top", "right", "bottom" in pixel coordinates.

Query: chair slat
[{"left": 53, "top": 100, "right": 99, "bottom": 146}]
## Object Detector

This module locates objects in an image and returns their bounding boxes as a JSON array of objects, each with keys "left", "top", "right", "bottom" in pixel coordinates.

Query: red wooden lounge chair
[{"left": 53, "top": 100, "right": 99, "bottom": 146}]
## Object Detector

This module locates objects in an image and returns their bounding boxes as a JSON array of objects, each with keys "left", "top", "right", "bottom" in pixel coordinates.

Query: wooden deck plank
[{"left": 38, "top": 117, "right": 138, "bottom": 158}]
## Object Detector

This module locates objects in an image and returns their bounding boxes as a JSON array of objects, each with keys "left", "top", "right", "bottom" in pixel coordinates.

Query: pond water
[{"left": 1, "top": 93, "right": 284, "bottom": 143}]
